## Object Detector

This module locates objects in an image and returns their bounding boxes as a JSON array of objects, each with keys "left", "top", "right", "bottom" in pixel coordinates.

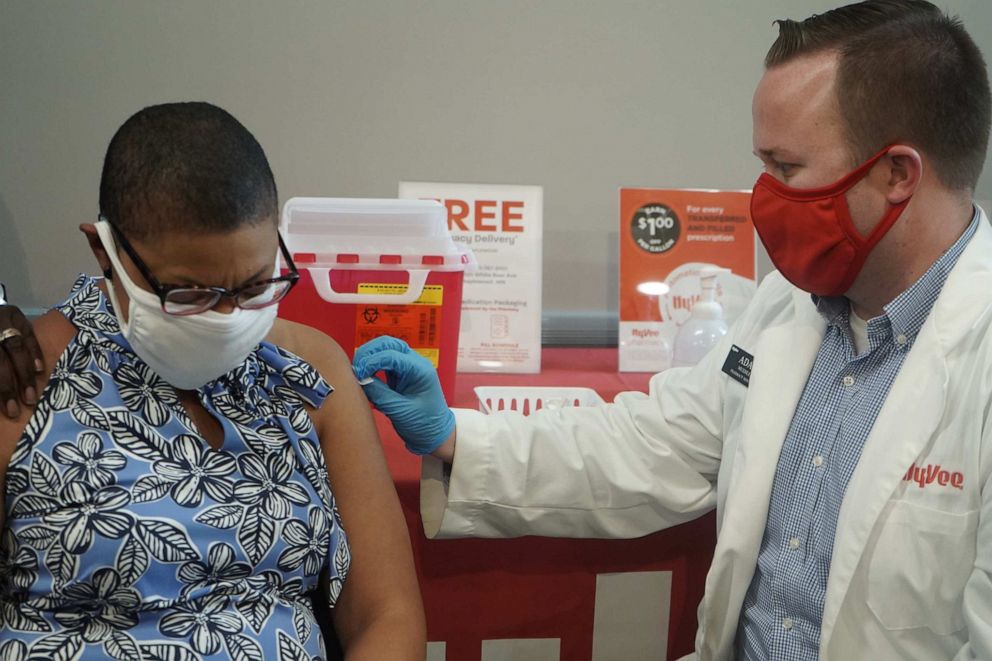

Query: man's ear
[
  {"left": 882, "top": 145, "right": 923, "bottom": 205},
  {"left": 79, "top": 223, "right": 113, "bottom": 280}
]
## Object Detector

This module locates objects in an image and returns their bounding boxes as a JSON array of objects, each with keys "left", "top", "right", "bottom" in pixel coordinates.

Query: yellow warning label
[
  {"left": 355, "top": 284, "right": 444, "bottom": 367},
  {"left": 356, "top": 283, "right": 443, "bottom": 306},
  {"left": 414, "top": 348, "right": 440, "bottom": 365}
]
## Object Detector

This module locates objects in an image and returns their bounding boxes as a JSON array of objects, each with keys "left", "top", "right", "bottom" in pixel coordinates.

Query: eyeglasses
[{"left": 104, "top": 220, "right": 300, "bottom": 316}]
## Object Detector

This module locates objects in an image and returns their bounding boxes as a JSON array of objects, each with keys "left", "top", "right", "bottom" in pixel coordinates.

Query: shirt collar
[{"left": 812, "top": 205, "right": 981, "bottom": 342}]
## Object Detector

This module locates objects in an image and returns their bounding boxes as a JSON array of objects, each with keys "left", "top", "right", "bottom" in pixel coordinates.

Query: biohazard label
[{"left": 355, "top": 284, "right": 443, "bottom": 367}]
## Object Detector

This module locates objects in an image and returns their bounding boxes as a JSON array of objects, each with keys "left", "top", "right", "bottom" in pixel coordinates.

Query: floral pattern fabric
[{"left": 0, "top": 275, "right": 350, "bottom": 661}]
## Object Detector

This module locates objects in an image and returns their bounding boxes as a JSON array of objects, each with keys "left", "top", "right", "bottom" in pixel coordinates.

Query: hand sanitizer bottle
[{"left": 672, "top": 267, "right": 729, "bottom": 367}]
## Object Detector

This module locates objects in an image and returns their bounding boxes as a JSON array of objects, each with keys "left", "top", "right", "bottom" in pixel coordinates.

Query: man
[{"left": 352, "top": 1, "right": 992, "bottom": 659}]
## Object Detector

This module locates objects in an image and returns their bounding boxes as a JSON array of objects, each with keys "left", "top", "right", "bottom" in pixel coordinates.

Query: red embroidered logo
[{"left": 903, "top": 463, "right": 964, "bottom": 490}]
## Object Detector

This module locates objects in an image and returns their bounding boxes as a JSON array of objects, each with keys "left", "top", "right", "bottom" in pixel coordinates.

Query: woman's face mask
[
  {"left": 750, "top": 147, "right": 911, "bottom": 297},
  {"left": 94, "top": 220, "right": 279, "bottom": 390}
]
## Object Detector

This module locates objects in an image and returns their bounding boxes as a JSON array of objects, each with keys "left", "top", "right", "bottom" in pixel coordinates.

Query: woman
[{"left": 0, "top": 102, "right": 425, "bottom": 660}]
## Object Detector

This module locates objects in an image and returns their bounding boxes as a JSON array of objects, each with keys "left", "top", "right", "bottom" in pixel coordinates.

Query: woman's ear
[
  {"left": 882, "top": 145, "right": 923, "bottom": 205},
  {"left": 79, "top": 223, "right": 113, "bottom": 280}
]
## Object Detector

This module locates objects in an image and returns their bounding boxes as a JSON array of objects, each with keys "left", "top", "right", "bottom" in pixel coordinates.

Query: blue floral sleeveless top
[{"left": 0, "top": 275, "right": 350, "bottom": 661}]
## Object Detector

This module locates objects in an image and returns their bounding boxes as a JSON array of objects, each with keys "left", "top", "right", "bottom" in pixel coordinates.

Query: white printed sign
[{"left": 399, "top": 182, "right": 542, "bottom": 373}]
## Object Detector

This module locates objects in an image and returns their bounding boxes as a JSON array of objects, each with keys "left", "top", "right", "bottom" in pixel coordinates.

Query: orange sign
[{"left": 619, "top": 188, "right": 756, "bottom": 371}]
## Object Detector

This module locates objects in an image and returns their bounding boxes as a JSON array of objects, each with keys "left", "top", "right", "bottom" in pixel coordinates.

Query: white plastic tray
[{"left": 474, "top": 386, "right": 606, "bottom": 415}]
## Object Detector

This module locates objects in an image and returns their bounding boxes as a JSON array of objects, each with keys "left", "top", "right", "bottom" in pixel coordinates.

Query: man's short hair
[
  {"left": 98, "top": 102, "right": 278, "bottom": 241},
  {"left": 766, "top": 0, "right": 991, "bottom": 192}
]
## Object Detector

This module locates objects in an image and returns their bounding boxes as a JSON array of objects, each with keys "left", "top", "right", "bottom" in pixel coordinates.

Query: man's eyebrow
[{"left": 754, "top": 148, "right": 799, "bottom": 160}]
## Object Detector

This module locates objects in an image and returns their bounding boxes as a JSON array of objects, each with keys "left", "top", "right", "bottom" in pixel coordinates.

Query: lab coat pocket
[{"left": 866, "top": 501, "right": 977, "bottom": 634}]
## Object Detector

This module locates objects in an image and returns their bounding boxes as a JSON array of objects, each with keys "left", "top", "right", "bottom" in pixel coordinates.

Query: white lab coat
[{"left": 421, "top": 210, "right": 992, "bottom": 660}]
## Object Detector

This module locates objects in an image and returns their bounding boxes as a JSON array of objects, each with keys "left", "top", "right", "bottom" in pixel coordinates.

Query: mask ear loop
[
  {"left": 96, "top": 217, "right": 116, "bottom": 281},
  {"left": 95, "top": 220, "right": 132, "bottom": 331}
]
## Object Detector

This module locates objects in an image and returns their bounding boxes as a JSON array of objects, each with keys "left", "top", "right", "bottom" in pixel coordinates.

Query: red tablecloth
[{"left": 375, "top": 348, "right": 717, "bottom": 661}]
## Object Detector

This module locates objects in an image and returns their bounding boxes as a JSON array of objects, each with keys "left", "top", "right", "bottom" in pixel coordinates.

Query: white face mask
[{"left": 95, "top": 220, "right": 278, "bottom": 390}]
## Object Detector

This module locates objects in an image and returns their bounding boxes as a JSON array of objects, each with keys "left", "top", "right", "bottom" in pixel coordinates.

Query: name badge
[{"left": 721, "top": 345, "right": 753, "bottom": 387}]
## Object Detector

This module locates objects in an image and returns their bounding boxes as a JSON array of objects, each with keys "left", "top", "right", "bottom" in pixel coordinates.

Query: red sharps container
[{"left": 278, "top": 197, "right": 476, "bottom": 403}]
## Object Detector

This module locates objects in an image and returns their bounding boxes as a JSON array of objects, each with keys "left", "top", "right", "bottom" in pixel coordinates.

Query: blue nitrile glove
[{"left": 352, "top": 336, "right": 455, "bottom": 455}]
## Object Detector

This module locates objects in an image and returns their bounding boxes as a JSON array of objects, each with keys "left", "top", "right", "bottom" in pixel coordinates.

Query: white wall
[{"left": 2, "top": 1, "right": 990, "bottom": 338}]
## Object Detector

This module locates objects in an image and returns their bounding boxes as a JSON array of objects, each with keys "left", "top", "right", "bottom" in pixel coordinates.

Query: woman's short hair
[{"left": 98, "top": 102, "right": 278, "bottom": 240}]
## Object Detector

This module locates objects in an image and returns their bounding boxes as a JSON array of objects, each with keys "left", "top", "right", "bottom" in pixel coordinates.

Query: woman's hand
[{"left": 0, "top": 305, "right": 44, "bottom": 418}]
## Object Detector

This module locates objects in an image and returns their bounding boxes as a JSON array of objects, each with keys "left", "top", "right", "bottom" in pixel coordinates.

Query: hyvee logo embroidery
[{"left": 903, "top": 463, "right": 964, "bottom": 490}]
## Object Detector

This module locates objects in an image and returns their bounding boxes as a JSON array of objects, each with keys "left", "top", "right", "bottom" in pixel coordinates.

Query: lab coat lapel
[
  {"left": 700, "top": 288, "right": 826, "bottom": 658},
  {"left": 819, "top": 212, "right": 992, "bottom": 651}
]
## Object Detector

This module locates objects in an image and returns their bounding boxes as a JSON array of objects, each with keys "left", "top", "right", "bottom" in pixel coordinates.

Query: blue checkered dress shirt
[{"left": 736, "top": 209, "right": 981, "bottom": 659}]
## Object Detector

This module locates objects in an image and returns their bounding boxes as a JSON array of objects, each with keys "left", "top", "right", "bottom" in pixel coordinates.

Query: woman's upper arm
[{"left": 283, "top": 323, "right": 425, "bottom": 653}]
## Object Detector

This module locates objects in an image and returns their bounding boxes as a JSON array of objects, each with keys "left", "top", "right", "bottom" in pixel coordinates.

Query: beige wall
[{"left": 2, "top": 1, "right": 991, "bottom": 335}]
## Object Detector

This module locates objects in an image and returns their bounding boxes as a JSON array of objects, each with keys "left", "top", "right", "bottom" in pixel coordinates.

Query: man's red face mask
[{"left": 750, "top": 148, "right": 911, "bottom": 297}]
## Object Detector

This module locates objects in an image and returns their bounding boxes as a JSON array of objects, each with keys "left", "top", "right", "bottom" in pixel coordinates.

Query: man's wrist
[{"left": 430, "top": 428, "right": 457, "bottom": 464}]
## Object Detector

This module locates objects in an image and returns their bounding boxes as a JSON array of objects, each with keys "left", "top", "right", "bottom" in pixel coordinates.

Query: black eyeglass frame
[{"left": 102, "top": 219, "right": 300, "bottom": 316}]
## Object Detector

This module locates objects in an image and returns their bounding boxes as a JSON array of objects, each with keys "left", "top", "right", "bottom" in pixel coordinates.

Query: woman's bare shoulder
[
  {"left": 0, "top": 310, "right": 75, "bottom": 460},
  {"left": 266, "top": 318, "right": 351, "bottom": 383},
  {"left": 33, "top": 309, "right": 77, "bottom": 364}
]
